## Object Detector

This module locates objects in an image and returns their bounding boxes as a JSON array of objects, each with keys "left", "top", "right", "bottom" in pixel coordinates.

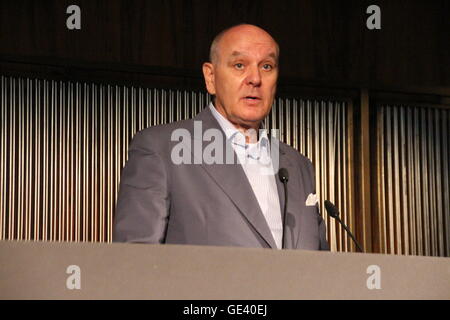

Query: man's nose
[{"left": 245, "top": 65, "right": 262, "bottom": 87}]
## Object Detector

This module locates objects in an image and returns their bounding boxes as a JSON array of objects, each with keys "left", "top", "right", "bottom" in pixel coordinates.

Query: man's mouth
[{"left": 244, "top": 96, "right": 261, "bottom": 100}]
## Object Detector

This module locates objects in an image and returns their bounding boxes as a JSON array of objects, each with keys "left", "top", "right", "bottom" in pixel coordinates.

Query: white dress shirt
[{"left": 209, "top": 103, "right": 283, "bottom": 249}]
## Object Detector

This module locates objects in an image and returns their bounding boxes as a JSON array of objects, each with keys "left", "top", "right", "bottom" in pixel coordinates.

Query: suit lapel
[
  {"left": 274, "top": 144, "right": 299, "bottom": 249},
  {"left": 189, "top": 108, "right": 277, "bottom": 249}
]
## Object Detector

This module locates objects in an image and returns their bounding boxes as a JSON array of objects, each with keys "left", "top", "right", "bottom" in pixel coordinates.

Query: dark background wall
[
  {"left": 0, "top": 0, "right": 449, "bottom": 255},
  {"left": 1, "top": 0, "right": 449, "bottom": 91}
]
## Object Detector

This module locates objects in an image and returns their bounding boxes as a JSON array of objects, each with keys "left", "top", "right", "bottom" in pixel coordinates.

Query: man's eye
[
  {"left": 234, "top": 63, "right": 244, "bottom": 69},
  {"left": 262, "top": 64, "right": 273, "bottom": 71}
]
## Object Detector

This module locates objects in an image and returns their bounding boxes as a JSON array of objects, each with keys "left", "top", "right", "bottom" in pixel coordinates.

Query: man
[{"left": 113, "top": 24, "right": 329, "bottom": 250}]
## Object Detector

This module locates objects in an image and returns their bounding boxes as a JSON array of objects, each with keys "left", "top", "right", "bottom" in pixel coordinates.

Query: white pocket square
[{"left": 305, "top": 193, "right": 318, "bottom": 206}]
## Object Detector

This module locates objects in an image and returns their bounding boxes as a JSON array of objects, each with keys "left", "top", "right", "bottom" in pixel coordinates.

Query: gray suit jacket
[{"left": 113, "top": 107, "right": 329, "bottom": 250}]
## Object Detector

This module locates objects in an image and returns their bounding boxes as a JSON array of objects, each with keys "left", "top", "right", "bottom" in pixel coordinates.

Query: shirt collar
[{"left": 208, "top": 102, "right": 269, "bottom": 148}]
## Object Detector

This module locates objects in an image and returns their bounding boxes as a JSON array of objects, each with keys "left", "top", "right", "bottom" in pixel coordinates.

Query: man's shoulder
[
  {"left": 136, "top": 106, "right": 212, "bottom": 140},
  {"left": 129, "top": 117, "right": 195, "bottom": 154},
  {"left": 278, "top": 140, "right": 313, "bottom": 169},
  {"left": 138, "top": 117, "right": 194, "bottom": 138}
]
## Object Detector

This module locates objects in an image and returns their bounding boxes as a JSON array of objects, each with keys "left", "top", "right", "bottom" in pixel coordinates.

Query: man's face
[{"left": 203, "top": 26, "right": 279, "bottom": 130}]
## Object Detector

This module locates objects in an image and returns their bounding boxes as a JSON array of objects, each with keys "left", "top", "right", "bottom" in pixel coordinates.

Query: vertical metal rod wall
[
  {"left": 1, "top": 75, "right": 447, "bottom": 256},
  {"left": 376, "top": 104, "right": 450, "bottom": 257}
]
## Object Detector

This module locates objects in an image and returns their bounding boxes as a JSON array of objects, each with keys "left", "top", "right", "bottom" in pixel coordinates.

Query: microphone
[
  {"left": 324, "top": 200, "right": 364, "bottom": 253},
  {"left": 278, "top": 168, "right": 289, "bottom": 183},
  {"left": 278, "top": 168, "right": 289, "bottom": 249}
]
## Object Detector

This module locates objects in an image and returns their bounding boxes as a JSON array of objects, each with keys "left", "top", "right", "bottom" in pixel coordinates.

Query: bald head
[
  {"left": 209, "top": 24, "right": 279, "bottom": 65},
  {"left": 202, "top": 23, "right": 279, "bottom": 131}
]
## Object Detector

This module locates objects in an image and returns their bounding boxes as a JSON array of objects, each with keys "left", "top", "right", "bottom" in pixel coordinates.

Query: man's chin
[
  {"left": 236, "top": 116, "right": 266, "bottom": 130},
  {"left": 243, "top": 110, "right": 268, "bottom": 122}
]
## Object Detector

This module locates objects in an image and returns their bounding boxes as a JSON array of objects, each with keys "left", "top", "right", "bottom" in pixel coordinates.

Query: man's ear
[{"left": 202, "top": 62, "right": 216, "bottom": 95}]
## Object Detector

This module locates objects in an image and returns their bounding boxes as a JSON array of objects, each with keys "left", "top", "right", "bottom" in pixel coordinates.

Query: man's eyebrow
[
  {"left": 229, "top": 51, "right": 278, "bottom": 61},
  {"left": 268, "top": 52, "right": 277, "bottom": 60}
]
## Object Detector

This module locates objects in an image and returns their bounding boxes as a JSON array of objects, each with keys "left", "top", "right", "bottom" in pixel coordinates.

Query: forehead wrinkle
[{"left": 227, "top": 50, "right": 278, "bottom": 64}]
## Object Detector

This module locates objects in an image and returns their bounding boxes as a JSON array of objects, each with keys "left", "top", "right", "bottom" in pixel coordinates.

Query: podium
[{"left": 0, "top": 241, "right": 449, "bottom": 299}]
